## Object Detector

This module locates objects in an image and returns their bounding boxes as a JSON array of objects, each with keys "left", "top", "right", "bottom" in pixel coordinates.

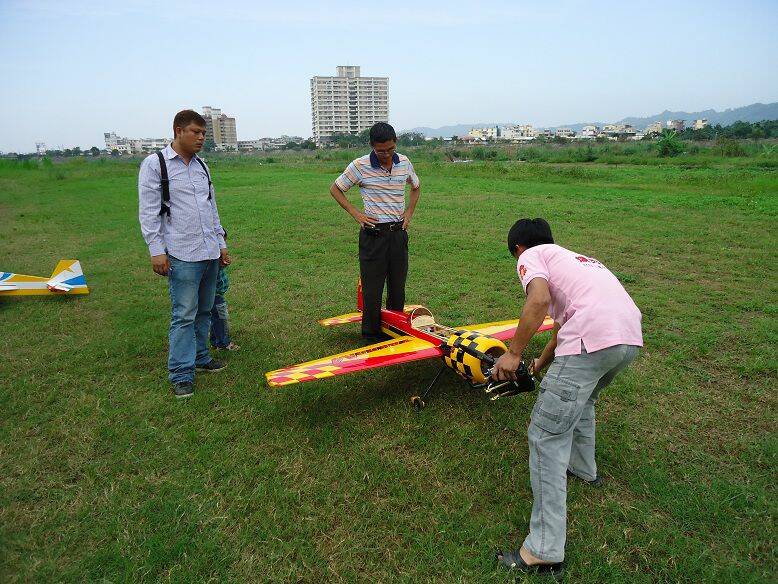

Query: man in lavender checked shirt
[
  {"left": 492, "top": 218, "right": 643, "bottom": 579},
  {"left": 138, "top": 110, "right": 231, "bottom": 399}
]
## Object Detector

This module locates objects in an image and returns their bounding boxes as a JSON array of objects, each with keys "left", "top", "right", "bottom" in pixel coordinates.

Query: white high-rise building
[
  {"left": 310, "top": 66, "right": 389, "bottom": 145},
  {"left": 202, "top": 106, "right": 238, "bottom": 150}
]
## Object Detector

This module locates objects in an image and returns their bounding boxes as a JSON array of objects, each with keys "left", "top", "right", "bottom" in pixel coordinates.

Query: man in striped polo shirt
[{"left": 329, "top": 122, "right": 421, "bottom": 342}]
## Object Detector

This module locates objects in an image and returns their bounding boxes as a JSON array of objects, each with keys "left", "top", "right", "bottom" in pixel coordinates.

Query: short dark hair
[
  {"left": 173, "top": 110, "right": 207, "bottom": 137},
  {"left": 369, "top": 122, "right": 397, "bottom": 144},
  {"left": 507, "top": 218, "right": 554, "bottom": 255}
]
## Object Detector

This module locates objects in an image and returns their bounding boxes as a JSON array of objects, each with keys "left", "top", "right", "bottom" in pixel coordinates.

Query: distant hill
[
  {"left": 407, "top": 122, "right": 515, "bottom": 139},
  {"left": 407, "top": 102, "right": 778, "bottom": 136}
]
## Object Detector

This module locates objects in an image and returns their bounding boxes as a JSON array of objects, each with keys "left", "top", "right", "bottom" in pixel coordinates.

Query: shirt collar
[
  {"left": 370, "top": 150, "right": 400, "bottom": 169},
  {"left": 164, "top": 144, "right": 202, "bottom": 163},
  {"left": 163, "top": 144, "right": 179, "bottom": 160}
]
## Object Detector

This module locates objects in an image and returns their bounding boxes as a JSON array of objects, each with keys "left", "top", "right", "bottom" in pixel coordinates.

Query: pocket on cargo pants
[{"left": 531, "top": 376, "right": 581, "bottom": 434}]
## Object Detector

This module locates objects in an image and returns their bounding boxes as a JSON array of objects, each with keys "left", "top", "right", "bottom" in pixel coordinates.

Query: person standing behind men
[
  {"left": 329, "top": 123, "right": 421, "bottom": 342},
  {"left": 138, "top": 110, "right": 231, "bottom": 399},
  {"left": 492, "top": 218, "right": 643, "bottom": 579}
]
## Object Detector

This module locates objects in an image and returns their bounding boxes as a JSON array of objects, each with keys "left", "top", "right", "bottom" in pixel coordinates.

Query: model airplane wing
[
  {"left": 266, "top": 336, "right": 442, "bottom": 387},
  {"left": 461, "top": 316, "right": 556, "bottom": 341}
]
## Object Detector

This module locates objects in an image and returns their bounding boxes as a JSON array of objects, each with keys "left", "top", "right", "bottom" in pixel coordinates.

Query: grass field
[{"left": 1, "top": 151, "right": 776, "bottom": 582}]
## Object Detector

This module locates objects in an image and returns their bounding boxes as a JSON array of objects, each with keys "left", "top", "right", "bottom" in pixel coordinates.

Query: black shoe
[
  {"left": 567, "top": 469, "right": 603, "bottom": 488},
  {"left": 496, "top": 549, "right": 565, "bottom": 580},
  {"left": 173, "top": 381, "right": 194, "bottom": 399},
  {"left": 196, "top": 359, "right": 227, "bottom": 373}
]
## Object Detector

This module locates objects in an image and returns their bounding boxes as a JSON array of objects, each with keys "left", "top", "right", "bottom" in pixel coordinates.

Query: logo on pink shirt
[{"left": 575, "top": 255, "right": 604, "bottom": 268}]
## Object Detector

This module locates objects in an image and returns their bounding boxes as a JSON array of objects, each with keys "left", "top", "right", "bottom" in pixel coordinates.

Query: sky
[{"left": 0, "top": 0, "right": 776, "bottom": 152}]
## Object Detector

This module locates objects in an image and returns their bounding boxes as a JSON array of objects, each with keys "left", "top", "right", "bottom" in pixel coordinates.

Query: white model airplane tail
[
  {"left": 46, "top": 259, "right": 86, "bottom": 292},
  {"left": 0, "top": 259, "right": 89, "bottom": 296}
]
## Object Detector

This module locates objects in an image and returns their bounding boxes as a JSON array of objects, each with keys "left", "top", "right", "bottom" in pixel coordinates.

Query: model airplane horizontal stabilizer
[{"left": 0, "top": 260, "right": 90, "bottom": 296}]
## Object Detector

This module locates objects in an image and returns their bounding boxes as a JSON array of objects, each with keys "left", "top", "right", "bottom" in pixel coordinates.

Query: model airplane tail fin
[
  {"left": 357, "top": 277, "right": 363, "bottom": 311},
  {"left": 51, "top": 259, "right": 82, "bottom": 280},
  {"left": 47, "top": 260, "right": 88, "bottom": 293}
]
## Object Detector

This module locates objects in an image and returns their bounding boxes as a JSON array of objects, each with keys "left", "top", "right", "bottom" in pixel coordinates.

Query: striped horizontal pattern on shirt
[{"left": 335, "top": 152, "right": 420, "bottom": 223}]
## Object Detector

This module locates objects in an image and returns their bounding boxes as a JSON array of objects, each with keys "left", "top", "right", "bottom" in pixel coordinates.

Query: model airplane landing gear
[{"left": 410, "top": 365, "right": 447, "bottom": 412}]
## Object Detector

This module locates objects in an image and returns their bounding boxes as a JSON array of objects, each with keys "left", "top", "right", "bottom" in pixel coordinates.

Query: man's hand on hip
[
  {"left": 353, "top": 211, "right": 378, "bottom": 229},
  {"left": 151, "top": 254, "right": 170, "bottom": 276},
  {"left": 401, "top": 209, "right": 413, "bottom": 230},
  {"left": 220, "top": 248, "right": 231, "bottom": 267}
]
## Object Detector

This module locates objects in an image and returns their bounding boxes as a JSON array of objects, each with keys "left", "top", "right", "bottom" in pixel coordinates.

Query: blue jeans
[
  {"left": 210, "top": 294, "right": 231, "bottom": 348},
  {"left": 523, "top": 344, "right": 640, "bottom": 562},
  {"left": 167, "top": 256, "right": 219, "bottom": 383}
]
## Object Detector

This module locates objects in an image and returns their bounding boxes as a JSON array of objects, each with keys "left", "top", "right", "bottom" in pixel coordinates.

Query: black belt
[{"left": 368, "top": 221, "right": 403, "bottom": 232}]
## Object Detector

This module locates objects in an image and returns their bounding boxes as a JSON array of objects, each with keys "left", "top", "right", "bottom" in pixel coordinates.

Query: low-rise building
[
  {"left": 601, "top": 124, "right": 637, "bottom": 139},
  {"left": 468, "top": 126, "right": 499, "bottom": 141},
  {"left": 238, "top": 139, "right": 269, "bottom": 151},
  {"left": 693, "top": 118, "right": 708, "bottom": 130},
  {"left": 578, "top": 125, "right": 599, "bottom": 139},
  {"left": 499, "top": 124, "right": 537, "bottom": 141},
  {"left": 555, "top": 127, "right": 576, "bottom": 138},
  {"left": 644, "top": 121, "right": 664, "bottom": 136},
  {"left": 666, "top": 119, "right": 685, "bottom": 132},
  {"left": 104, "top": 132, "right": 168, "bottom": 154},
  {"left": 238, "top": 136, "right": 306, "bottom": 151}
]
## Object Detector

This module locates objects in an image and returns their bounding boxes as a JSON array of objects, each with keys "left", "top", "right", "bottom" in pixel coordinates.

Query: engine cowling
[{"left": 442, "top": 330, "right": 507, "bottom": 384}]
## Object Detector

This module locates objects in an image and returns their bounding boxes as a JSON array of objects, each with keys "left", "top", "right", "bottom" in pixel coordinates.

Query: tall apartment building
[
  {"left": 202, "top": 106, "right": 238, "bottom": 150},
  {"left": 310, "top": 66, "right": 389, "bottom": 144}
]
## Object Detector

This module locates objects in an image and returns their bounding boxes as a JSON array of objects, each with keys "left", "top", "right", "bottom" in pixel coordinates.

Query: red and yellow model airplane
[{"left": 266, "top": 281, "right": 554, "bottom": 408}]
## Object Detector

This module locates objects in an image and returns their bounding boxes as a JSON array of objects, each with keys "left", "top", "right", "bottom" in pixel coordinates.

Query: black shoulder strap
[
  {"left": 195, "top": 157, "right": 213, "bottom": 200},
  {"left": 157, "top": 151, "right": 170, "bottom": 216}
]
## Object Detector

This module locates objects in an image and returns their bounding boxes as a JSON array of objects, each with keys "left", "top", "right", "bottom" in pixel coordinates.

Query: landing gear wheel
[{"left": 411, "top": 396, "right": 425, "bottom": 411}]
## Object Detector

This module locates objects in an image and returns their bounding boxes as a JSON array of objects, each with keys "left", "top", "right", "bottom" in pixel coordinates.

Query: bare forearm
[
  {"left": 406, "top": 187, "right": 420, "bottom": 215},
  {"left": 536, "top": 326, "right": 559, "bottom": 368},
  {"left": 507, "top": 299, "right": 549, "bottom": 356},
  {"left": 330, "top": 184, "right": 359, "bottom": 219}
]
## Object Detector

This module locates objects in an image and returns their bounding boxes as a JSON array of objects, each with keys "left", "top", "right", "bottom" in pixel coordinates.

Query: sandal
[{"left": 496, "top": 549, "right": 565, "bottom": 580}]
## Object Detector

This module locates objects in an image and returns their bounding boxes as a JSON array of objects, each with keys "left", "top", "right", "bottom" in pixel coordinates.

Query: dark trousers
[
  {"left": 359, "top": 227, "right": 409, "bottom": 337},
  {"left": 209, "top": 294, "right": 231, "bottom": 348}
]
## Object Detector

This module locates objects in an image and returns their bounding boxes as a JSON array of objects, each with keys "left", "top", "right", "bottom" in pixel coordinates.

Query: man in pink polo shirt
[{"left": 493, "top": 218, "right": 642, "bottom": 579}]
